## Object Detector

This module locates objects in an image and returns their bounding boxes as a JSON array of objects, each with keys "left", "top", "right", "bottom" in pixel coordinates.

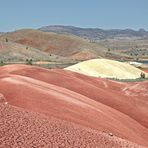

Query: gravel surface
[{"left": 0, "top": 104, "right": 144, "bottom": 148}]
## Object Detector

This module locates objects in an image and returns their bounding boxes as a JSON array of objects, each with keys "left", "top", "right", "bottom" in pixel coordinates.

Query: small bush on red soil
[{"left": 140, "top": 72, "right": 146, "bottom": 79}]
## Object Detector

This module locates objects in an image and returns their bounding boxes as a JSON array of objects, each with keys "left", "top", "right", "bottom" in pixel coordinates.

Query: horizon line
[{"left": 1, "top": 25, "right": 148, "bottom": 33}]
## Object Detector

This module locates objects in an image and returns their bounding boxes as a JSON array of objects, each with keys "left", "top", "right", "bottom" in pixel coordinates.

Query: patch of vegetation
[
  {"left": 140, "top": 72, "right": 146, "bottom": 78},
  {"left": 26, "top": 59, "right": 33, "bottom": 65},
  {"left": 108, "top": 77, "right": 148, "bottom": 82},
  {"left": 5, "top": 38, "right": 8, "bottom": 42},
  {"left": 0, "top": 60, "right": 5, "bottom": 66}
]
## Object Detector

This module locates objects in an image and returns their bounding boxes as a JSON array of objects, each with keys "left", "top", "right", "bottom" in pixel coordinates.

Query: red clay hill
[
  {"left": 142, "top": 69, "right": 148, "bottom": 73},
  {"left": 0, "top": 64, "right": 148, "bottom": 147}
]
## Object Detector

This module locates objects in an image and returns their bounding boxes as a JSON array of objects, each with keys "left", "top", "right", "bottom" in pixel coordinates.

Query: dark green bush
[
  {"left": 26, "top": 59, "right": 33, "bottom": 65},
  {"left": 140, "top": 72, "right": 145, "bottom": 79}
]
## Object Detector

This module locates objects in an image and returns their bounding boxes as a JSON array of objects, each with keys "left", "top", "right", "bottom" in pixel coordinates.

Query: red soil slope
[
  {"left": 142, "top": 69, "right": 148, "bottom": 73},
  {"left": 0, "top": 104, "right": 143, "bottom": 148},
  {"left": 1, "top": 64, "right": 147, "bottom": 128},
  {"left": 70, "top": 50, "right": 99, "bottom": 60},
  {"left": 0, "top": 64, "right": 148, "bottom": 147}
]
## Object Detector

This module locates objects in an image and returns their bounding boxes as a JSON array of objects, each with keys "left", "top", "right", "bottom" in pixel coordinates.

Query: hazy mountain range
[{"left": 39, "top": 25, "right": 148, "bottom": 40}]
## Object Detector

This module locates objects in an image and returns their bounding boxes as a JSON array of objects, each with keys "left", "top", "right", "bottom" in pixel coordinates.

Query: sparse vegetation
[
  {"left": 0, "top": 60, "right": 4, "bottom": 66},
  {"left": 108, "top": 48, "right": 111, "bottom": 52},
  {"left": 26, "top": 59, "right": 33, "bottom": 65},
  {"left": 5, "top": 38, "right": 8, "bottom": 42},
  {"left": 140, "top": 72, "right": 146, "bottom": 79},
  {"left": 135, "top": 58, "right": 139, "bottom": 61},
  {"left": 108, "top": 77, "right": 148, "bottom": 82}
]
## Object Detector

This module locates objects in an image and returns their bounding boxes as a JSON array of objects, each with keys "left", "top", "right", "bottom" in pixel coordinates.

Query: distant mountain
[
  {"left": 0, "top": 32, "right": 4, "bottom": 36},
  {"left": 39, "top": 25, "right": 148, "bottom": 40}
]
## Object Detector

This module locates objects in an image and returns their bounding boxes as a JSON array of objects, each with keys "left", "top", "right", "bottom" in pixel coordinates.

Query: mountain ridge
[{"left": 39, "top": 25, "right": 148, "bottom": 40}]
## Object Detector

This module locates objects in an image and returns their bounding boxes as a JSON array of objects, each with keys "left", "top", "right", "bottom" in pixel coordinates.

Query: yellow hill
[{"left": 65, "top": 59, "right": 148, "bottom": 79}]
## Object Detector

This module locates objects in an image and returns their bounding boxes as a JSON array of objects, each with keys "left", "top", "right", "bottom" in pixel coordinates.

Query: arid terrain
[
  {"left": 0, "top": 64, "right": 148, "bottom": 147},
  {"left": 1, "top": 27, "right": 148, "bottom": 68},
  {"left": 1, "top": 0, "right": 148, "bottom": 146},
  {"left": 0, "top": 29, "right": 133, "bottom": 63},
  {"left": 0, "top": 29, "right": 106, "bottom": 60},
  {"left": 40, "top": 25, "right": 148, "bottom": 61},
  {"left": 65, "top": 58, "right": 148, "bottom": 79},
  {"left": 0, "top": 26, "right": 148, "bottom": 147},
  {"left": 0, "top": 104, "right": 144, "bottom": 148}
]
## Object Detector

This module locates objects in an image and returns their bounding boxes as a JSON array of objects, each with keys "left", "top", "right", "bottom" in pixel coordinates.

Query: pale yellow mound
[{"left": 65, "top": 59, "right": 148, "bottom": 79}]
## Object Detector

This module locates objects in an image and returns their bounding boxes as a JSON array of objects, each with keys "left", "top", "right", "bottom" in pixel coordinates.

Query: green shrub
[
  {"left": 0, "top": 60, "right": 4, "bottom": 66},
  {"left": 5, "top": 38, "right": 8, "bottom": 42},
  {"left": 140, "top": 72, "right": 145, "bottom": 79},
  {"left": 26, "top": 59, "right": 33, "bottom": 65}
]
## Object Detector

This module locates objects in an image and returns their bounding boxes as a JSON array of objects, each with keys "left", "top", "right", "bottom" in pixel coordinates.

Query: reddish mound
[
  {"left": 0, "top": 104, "right": 142, "bottom": 148},
  {"left": 0, "top": 64, "right": 148, "bottom": 147},
  {"left": 70, "top": 50, "right": 98, "bottom": 60},
  {"left": 141, "top": 69, "right": 148, "bottom": 73},
  {"left": 1, "top": 64, "right": 147, "bottom": 128},
  {"left": 16, "top": 38, "right": 40, "bottom": 47}
]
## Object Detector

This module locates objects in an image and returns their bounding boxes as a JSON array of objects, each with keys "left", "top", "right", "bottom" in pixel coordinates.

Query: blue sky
[{"left": 0, "top": 0, "right": 148, "bottom": 31}]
